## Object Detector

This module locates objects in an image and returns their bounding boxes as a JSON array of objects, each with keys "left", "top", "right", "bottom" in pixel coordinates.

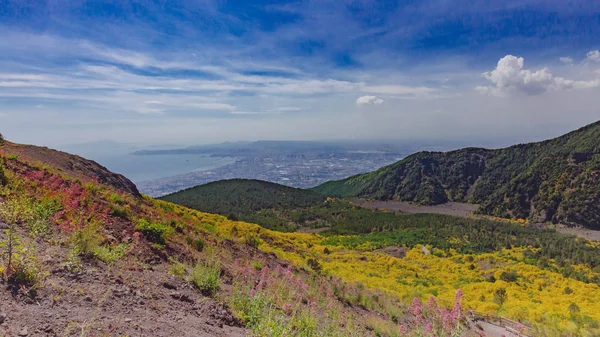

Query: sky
[{"left": 1, "top": 0, "right": 600, "bottom": 148}]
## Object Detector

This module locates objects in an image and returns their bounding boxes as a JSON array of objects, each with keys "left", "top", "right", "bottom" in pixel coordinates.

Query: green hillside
[
  {"left": 313, "top": 121, "right": 600, "bottom": 229},
  {"left": 158, "top": 179, "right": 600, "bottom": 284},
  {"left": 160, "top": 179, "right": 326, "bottom": 231}
]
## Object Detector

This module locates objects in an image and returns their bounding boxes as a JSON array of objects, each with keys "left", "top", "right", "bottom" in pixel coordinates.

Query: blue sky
[{"left": 1, "top": 0, "right": 600, "bottom": 147}]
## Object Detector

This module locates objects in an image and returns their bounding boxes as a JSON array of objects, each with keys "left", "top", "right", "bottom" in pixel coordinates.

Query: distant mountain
[
  {"left": 132, "top": 140, "right": 452, "bottom": 157},
  {"left": 313, "top": 121, "right": 600, "bottom": 229}
]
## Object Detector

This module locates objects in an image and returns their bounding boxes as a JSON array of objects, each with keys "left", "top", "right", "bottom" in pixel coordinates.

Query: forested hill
[
  {"left": 160, "top": 179, "right": 325, "bottom": 218},
  {"left": 313, "top": 120, "right": 600, "bottom": 229}
]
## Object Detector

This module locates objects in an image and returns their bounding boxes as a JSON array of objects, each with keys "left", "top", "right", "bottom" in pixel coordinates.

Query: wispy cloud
[
  {"left": 1, "top": 1, "right": 599, "bottom": 146},
  {"left": 0, "top": 31, "right": 438, "bottom": 120},
  {"left": 559, "top": 57, "right": 573, "bottom": 64}
]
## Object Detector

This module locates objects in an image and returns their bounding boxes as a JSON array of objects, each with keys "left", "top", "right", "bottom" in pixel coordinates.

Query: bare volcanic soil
[
  {"left": 0, "top": 229, "right": 245, "bottom": 337},
  {"left": 351, "top": 199, "right": 479, "bottom": 218},
  {"left": 556, "top": 226, "right": 600, "bottom": 242}
]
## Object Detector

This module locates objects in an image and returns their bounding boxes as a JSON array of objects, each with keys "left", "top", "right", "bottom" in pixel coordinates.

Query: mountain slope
[
  {"left": 313, "top": 121, "right": 600, "bottom": 228},
  {"left": 3, "top": 140, "right": 600, "bottom": 335},
  {"left": 161, "top": 179, "right": 325, "bottom": 214},
  {"left": 0, "top": 141, "right": 140, "bottom": 196},
  {"left": 0, "top": 141, "right": 412, "bottom": 337},
  {"left": 160, "top": 179, "right": 326, "bottom": 231}
]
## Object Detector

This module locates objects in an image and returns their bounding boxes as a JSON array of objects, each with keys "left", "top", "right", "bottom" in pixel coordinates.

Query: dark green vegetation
[
  {"left": 160, "top": 179, "right": 326, "bottom": 231},
  {"left": 162, "top": 179, "right": 600, "bottom": 285},
  {"left": 313, "top": 121, "right": 600, "bottom": 229}
]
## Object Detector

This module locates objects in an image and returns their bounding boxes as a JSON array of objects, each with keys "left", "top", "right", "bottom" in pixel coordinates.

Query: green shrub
[
  {"left": 245, "top": 234, "right": 261, "bottom": 249},
  {"left": 93, "top": 243, "right": 128, "bottom": 263},
  {"left": 568, "top": 303, "right": 580, "bottom": 314},
  {"left": 71, "top": 224, "right": 103, "bottom": 258},
  {"left": 168, "top": 260, "right": 186, "bottom": 277},
  {"left": 109, "top": 205, "right": 130, "bottom": 219},
  {"left": 499, "top": 270, "right": 519, "bottom": 283},
  {"left": 0, "top": 159, "right": 6, "bottom": 186},
  {"left": 189, "top": 260, "right": 221, "bottom": 296},
  {"left": 251, "top": 260, "right": 264, "bottom": 270},
  {"left": 307, "top": 257, "right": 322, "bottom": 272},
  {"left": 232, "top": 289, "right": 286, "bottom": 334},
  {"left": 186, "top": 235, "right": 205, "bottom": 252},
  {"left": 192, "top": 238, "right": 204, "bottom": 252},
  {"left": 135, "top": 219, "right": 173, "bottom": 245},
  {"left": 29, "top": 198, "right": 60, "bottom": 237},
  {"left": 108, "top": 192, "right": 125, "bottom": 205}
]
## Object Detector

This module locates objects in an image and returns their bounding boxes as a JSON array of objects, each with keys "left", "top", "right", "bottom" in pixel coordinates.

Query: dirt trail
[{"left": 472, "top": 320, "right": 524, "bottom": 337}]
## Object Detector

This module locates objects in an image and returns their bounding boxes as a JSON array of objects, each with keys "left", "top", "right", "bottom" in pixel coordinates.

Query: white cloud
[
  {"left": 559, "top": 57, "right": 573, "bottom": 64},
  {"left": 356, "top": 95, "right": 384, "bottom": 105},
  {"left": 361, "top": 85, "right": 435, "bottom": 96},
  {"left": 229, "top": 110, "right": 282, "bottom": 115},
  {"left": 587, "top": 50, "right": 600, "bottom": 62},
  {"left": 276, "top": 107, "right": 302, "bottom": 111},
  {"left": 476, "top": 55, "right": 600, "bottom": 96}
]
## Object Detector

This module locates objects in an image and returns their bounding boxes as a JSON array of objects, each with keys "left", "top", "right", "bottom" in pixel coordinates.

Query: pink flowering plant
[
  {"left": 401, "top": 290, "right": 468, "bottom": 337},
  {"left": 231, "top": 262, "right": 357, "bottom": 336}
]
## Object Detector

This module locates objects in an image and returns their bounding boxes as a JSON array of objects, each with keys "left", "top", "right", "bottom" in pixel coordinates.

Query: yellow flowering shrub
[{"left": 146, "top": 200, "right": 600, "bottom": 334}]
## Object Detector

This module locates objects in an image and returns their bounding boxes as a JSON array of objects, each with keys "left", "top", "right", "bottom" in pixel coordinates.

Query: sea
[
  {"left": 92, "top": 153, "right": 236, "bottom": 183},
  {"left": 59, "top": 142, "right": 236, "bottom": 183}
]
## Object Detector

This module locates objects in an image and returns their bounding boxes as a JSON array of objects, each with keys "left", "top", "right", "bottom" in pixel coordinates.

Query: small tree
[
  {"left": 0, "top": 197, "right": 38, "bottom": 284},
  {"left": 494, "top": 287, "right": 508, "bottom": 306},
  {"left": 0, "top": 200, "right": 25, "bottom": 281},
  {"left": 0, "top": 226, "right": 20, "bottom": 280},
  {"left": 0, "top": 159, "right": 7, "bottom": 186},
  {"left": 0, "top": 132, "right": 4, "bottom": 146}
]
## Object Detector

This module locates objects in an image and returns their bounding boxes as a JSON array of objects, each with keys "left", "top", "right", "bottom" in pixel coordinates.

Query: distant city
[{"left": 134, "top": 140, "right": 414, "bottom": 197}]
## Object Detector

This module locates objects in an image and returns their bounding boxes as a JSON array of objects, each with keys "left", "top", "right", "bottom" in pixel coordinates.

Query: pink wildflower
[
  {"left": 515, "top": 324, "right": 525, "bottom": 333},
  {"left": 409, "top": 297, "right": 423, "bottom": 317},
  {"left": 399, "top": 325, "right": 408, "bottom": 334},
  {"left": 425, "top": 322, "right": 433, "bottom": 333},
  {"left": 452, "top": 289, "right": 464, "bottom": 319},
  {"left": 427, "top": 295, "right": 438, "bottom": 309}
]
